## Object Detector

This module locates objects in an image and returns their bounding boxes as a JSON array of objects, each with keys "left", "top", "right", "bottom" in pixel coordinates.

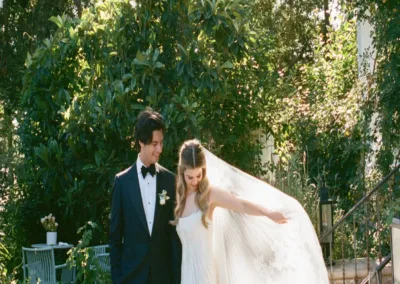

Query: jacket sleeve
[{"left": 109, "top": 175, "right": 124, "bottom": 283}]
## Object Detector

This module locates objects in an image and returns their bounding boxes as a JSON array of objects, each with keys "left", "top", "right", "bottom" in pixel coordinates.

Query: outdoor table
[{"left": 32, "top": 243, "right": 73, "bottom": 249}]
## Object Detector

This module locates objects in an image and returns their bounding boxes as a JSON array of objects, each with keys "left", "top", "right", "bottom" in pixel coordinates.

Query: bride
[{"left": 173, "top": 139, "right": 329, "bottom": 284}]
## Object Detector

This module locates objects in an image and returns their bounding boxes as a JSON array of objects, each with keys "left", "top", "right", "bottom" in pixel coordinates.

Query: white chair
[
  {"left": 88, "top": 245, "right": 110, "bottom": 273},
  {"left": 22, "top": 247, "right": 70, "bottom": 283},
  {"left": 89, "top": 244, "right": 108, "bottom": 255},
  {"left": 96, "top": 252, "right": 111, "bottom": 273}
]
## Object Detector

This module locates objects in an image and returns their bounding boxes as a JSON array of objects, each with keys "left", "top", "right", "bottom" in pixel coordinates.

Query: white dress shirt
[{"left": 136, "top": 157, "right": 158, "bottom": 235}]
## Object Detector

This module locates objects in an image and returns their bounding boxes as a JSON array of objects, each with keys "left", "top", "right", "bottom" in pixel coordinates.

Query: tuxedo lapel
[{"left": 126, "top": 164, "right": 150, "bottom": 236}]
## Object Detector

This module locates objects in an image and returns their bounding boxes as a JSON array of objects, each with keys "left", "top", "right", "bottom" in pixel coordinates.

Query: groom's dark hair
[{"left": 134, "top": 108, "right": 165, "bottom": 151}]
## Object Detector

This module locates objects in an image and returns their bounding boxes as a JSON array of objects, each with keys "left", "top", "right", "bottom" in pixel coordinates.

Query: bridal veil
[{"left": 204, "top": 149, "right": 329, "bottom": 284}]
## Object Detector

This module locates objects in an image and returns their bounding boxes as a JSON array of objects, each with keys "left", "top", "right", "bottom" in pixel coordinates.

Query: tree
[
  {"left": 0, "top": 0, "right": 92, "bottom": 277},
  {"left": 355, "top": 1, "right": 400, "bottom": 172},
  {"left": 3, "top": 0, "right": 264, "bottom": 276}
]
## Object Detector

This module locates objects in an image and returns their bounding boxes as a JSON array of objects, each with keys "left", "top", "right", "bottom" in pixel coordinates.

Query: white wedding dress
[
  {"left": 177, "top": 211, "right": 217, "bottom": 284},
  {"left": 176, "top": 149, "right": 329, "bottom": 284}
]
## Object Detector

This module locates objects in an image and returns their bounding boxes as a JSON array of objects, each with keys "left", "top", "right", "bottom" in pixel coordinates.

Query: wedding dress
[
  {"left": 177, "top": 211, "right": 217, "bottom": 284},
  {"left": 176, "top": 149, "right": 329, "bottom": 284}
]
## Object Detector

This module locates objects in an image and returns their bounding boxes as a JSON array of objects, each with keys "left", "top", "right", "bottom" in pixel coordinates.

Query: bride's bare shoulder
[
  {"left": 208, "top": 186, "right": 229, "bottom": 201},
  {"left": 209, "top": 185, "right": 223, "bottom": 193}
]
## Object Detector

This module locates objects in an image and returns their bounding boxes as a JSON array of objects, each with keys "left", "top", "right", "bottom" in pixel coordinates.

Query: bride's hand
[{"left": 268, "top": 212, "right": 288, "bottom": 224}]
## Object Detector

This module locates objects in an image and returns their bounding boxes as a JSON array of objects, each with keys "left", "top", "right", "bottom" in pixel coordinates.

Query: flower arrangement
[{"left": 41, "top": 213, "right": 58, "bottom": 232}]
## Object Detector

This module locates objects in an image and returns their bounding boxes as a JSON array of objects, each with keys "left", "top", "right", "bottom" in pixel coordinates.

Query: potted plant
[{"left": 41, "top": 214, "right": 58, "bottom": 245}]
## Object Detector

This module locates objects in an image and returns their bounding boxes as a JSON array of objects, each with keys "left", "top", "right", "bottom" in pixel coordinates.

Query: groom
[{"left": 109, "top": 108, "right": 181, "bottom": 284}]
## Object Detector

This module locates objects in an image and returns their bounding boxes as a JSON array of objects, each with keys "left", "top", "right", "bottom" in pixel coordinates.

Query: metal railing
[
  {"left": 319, "top": 164, "right": 400, "bottom": 283},
  {"left": 360, "top": 253, "right": 391, "bottom": 284}
]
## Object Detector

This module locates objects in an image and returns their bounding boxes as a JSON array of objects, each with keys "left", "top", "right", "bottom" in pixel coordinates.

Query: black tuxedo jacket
[{"left": 109, "top": 163, "right": 182, "bottom": 284}]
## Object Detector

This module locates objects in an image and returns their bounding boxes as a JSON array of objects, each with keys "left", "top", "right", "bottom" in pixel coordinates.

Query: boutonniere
[{"left": 158, "top": 190, "right": 170, "bottom": 205}]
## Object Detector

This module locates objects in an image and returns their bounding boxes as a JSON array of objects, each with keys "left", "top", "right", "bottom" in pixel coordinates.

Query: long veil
[{"left": 205, "top": 149, "right": 329, "bottom": 284}]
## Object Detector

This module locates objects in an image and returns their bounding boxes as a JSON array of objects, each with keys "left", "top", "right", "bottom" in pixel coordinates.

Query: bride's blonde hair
[{"left": 172, "top": 139, "right": 210, "bottom": 228}]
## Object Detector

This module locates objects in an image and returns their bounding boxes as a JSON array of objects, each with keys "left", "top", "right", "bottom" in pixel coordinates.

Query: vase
[{"left": 46, "top": 231, "right": 57, "bottom": 245}]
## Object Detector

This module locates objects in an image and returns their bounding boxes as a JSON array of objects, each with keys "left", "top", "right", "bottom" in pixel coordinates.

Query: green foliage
[
  {"left": 0, "top": 0, "right": 93, "bottom": 192},
  {"left": 67, "top": 221, "right": 111, "bottom": 283},
  {"left": 269, "top": 151, "right": 320, "bottom": 227},
  {"left": 2, "top": 0, "right": 264, "bottom": 276},
  {"left": 0, "top": 241, "right": 12, "bottom": 281},
  {"left": 0, "top": 0, "right": 396, "bottom": 275},
  {"left": 351, "top": 0, "right": 400, "bottom": 238},
  {"left": 0, "top": 0, "right": 92, "bottom": 278},
  {"left": 264, "top": 17, "right": 364, "bottom": 202},
  {"left": 250, "top": 0, "right": 325, "bottom": 70},
  {"left": 0, "top": 231, "right": 18, "bottom": 283},
  {"left": 355, "top": 1, "right": 400, "bottom": 172},
  {"left": 330, "top": 174, "right": 400, "bottom": 260}
]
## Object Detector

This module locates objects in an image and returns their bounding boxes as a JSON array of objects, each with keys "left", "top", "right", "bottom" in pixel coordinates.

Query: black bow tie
[{"left": 141, "top": 164, "right": 156, "bottom": 178}]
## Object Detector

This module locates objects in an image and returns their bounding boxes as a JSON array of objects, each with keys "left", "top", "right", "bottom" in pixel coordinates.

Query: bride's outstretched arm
[{"left": 209, "top": 187, "right": 288, "bottom": 224}]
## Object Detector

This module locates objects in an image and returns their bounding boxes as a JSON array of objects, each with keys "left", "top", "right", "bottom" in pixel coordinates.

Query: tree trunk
[
  {"left": 73, "top": 0, "right": 83, "bottom": 17},
  {"left": 322, "top": 0, "right": 330, "bottom": 45}
]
